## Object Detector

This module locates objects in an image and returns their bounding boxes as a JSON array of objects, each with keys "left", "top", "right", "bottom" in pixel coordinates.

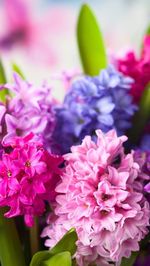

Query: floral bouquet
[{"left": 0, "top": 4, "right": 149, "bottom": 266}]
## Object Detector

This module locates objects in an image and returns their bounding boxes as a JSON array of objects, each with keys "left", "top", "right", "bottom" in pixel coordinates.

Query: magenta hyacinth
[
  {"left": 0, "top": 133, "right": 63, "bottom": 227},
  {"left": 43, "top": 130, "right": 150, "bottom": 266},
  {"left": 118, "top": 35, "right": 150, "bottom": 103}
]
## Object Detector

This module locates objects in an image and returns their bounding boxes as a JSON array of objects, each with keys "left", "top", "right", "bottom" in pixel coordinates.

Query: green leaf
[
  {"left": 50, "top": 228, "right": 78, "bottom": 256},
  {"left": 0, "top": 60, "right": 6, "bottom": 84},
  {"left": 30, "top": 229, "right": 78, "bottom": 266},
  {"left": 145, "top": 25, "right": 150, "bottom": 35},
  {"left": 77, "top": 4, "right": 107, "bottom": 76},
  {"left": 30, "top": 251, "right": 72, "bottom": 266},
  {"left": 42, "top": 252, "right": 72, "bottom": 266},
  {"left": 30, "top": 251, "right": 52, "bottom": 266},
  {"left": 12, "top": 63, "right": 25, "bottom": 79},
  {"left": 0, "top": 59, "right": 8, "bottom": 102},
  {"left": 128, "top": 84, "right": 150, "bottom": 144},
  {"left": 121, "top": 252, "right": 138, "bottom": 266},
  {"left": 0, "top": 208, "right": 26, "bottom": 266}
]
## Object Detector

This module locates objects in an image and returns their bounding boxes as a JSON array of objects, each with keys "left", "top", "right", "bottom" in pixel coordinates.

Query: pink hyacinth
[
  {"left": 0, "top": 0, "right": 58, "bottom": 65},
  {"left": 0, "top": 73, "right": 57, "bottom": 152},
  {"left": 42, "top": 130, "right": 150, "bottom": 266},
  {"left": 118, "top": 35, "right": 150, "bottom": 103},
  {"left": 0, "top": 133, "right": 63, "bottom": 227}
]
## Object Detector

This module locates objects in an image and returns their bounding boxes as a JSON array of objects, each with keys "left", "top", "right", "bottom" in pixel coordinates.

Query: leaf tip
[{"left": 78, "top": 3, "right": 93, "bottom": 21}]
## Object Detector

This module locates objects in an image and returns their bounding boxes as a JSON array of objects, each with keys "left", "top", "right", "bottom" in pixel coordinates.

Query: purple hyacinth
[
  {"left": 52, "top": 65, "right": 137, "bottom": 154},
  {"left": 134, "top": 150, "right": 150, "bottom": 197},
  {"left": 0, "top": 73, "right": 56, "bottom": 151},
  {"left": 134, "top": 253, "right": 150, "bottom": 266},
  {"left": 140, "top": 134, "right": 150, "bottom": 151}
]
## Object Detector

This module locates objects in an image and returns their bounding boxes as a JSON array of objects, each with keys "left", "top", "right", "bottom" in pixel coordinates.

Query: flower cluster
[
  {"left": 1, "top": 73, "right": 56, "bottom": 151},
  {"left": 43, "top": 130, "right": 150, "bottom": 266},
  {"left": 52, "top": 65, "right": 137, "bottom": 154},
  {"left": 0, "top": 133, "right": 63, "bottom": 226},
  {"left": 0, "top": 104, "right": 7, "bottom": 144},
  {"left": 118, "top": 35, "right": 150, "bottom": 103},
  {"left": 134, "top": 150, "right": 150, "bottom": 196},
  {"left": 0, "top": 4, "right": 150, "bottom": 266},
  {"left": 139, "top": 133, "right": 150, "bottom": 151}
]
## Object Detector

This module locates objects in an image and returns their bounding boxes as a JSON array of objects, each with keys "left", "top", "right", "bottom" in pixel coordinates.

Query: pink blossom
[
  {"left": 118, "top": 35, "right": 150, "bottom": 103},
  {"left": 0, "top": 73, "right": 56, "bottom": 152},
  {"left": 51, "top": 69, "right": 82, "bottom": 92},
  {"left": 0, "top": 0, "right": 74, "bottom": 67},
  {"left": 43, "top": 130, "right": 150, "bottom": 266},
  {"left": 0, "top": 133, "right": 63, "bottom": 227},
  {"left": 0, "top": 0, "right": 57, "bottom": 65}
]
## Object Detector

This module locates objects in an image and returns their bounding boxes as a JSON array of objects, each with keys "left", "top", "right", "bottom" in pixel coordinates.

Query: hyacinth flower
[
  {"left": 134, "top": 254, "right": 150, "bottom": 266},
  {"left": 52, "top": 65, "right": 137, "bottom": 154},
  {"left": 0, "top": 73, "right": 56, "bottom": 152},
  {"left": 0, "top": 0, "right": 59, "bottom": 65},
  {"left": 42, "top": 129, "right": 150, "bottom": 266},
  {"left": 51, "top": 69, "right": 81, "bottom": 92},
  {"left": 133, "top": 150, "right": 150, "bottom": 266},
  {"left": 0, "top": 132, "right": 63, "bottom": 226},
  {"left": 134, "top": 150, "right": 150, "bottom": 196},
  {"left": 0, "top": 132, "right": 63, "bottom": 266},
  {"left": 117, "top": 35, "right": 150, "bottom": 104},
  {"left": 139, "top": 134, "right": 150, "bottom": 151}
]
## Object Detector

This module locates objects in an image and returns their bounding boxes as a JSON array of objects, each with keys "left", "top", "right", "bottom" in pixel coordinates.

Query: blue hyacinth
[
  {"left": 52, "top": 65, "right": 137, "bottom": 154},
  {"left": 140, "top": 134, "right": 150, "bottom": 151}
]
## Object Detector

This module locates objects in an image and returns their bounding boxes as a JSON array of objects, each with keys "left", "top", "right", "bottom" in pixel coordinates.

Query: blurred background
[{"left": 0, "top": 0, "right": 150, "bottom": 92}]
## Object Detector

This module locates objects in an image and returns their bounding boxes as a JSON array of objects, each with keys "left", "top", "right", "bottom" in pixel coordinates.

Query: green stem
[
  {"left": 0, "top": 209, "right": 26, "bottom": 266},
  {"left": 29, "top": 218, "right": 39, "bottom": 256},
  {"left": 0, "top": 59, "right": 9, "bottom": 102},
  {"left": 128, "top": 85, "right": 150, "bottom": 144},
  {"left": 12, "top": 62, "right": 25, "bottom": 79}
]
